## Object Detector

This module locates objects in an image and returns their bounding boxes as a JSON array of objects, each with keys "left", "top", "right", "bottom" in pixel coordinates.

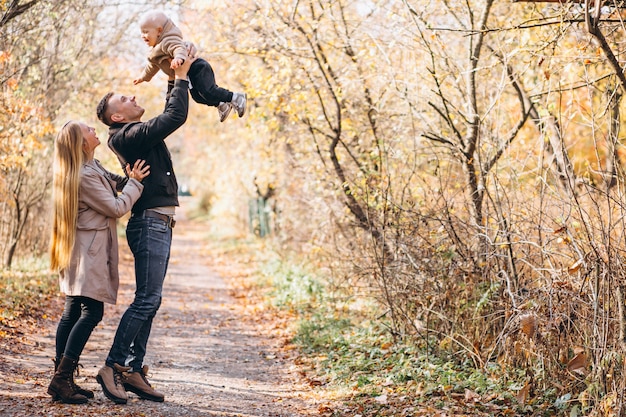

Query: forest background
[{"left": 4, "top": 0, "right": 626, "bottom": 415}]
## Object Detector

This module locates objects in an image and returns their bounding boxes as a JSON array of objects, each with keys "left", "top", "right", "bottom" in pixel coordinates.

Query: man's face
[{"left": 109, "top": 94, "right": 145, "bottom": 123}]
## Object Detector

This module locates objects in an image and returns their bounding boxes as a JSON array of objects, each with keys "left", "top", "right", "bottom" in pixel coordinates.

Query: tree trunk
[
  {"left": 604, "top": 86, "right": 621, "bottom": 191},
  {"left": 529, "top": 105, "right": 577, "bottom": 194}
]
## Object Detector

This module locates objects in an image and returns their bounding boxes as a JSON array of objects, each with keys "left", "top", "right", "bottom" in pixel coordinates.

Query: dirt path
[{"left": 0, "top": 203, "right": 322, "bottom": 416}]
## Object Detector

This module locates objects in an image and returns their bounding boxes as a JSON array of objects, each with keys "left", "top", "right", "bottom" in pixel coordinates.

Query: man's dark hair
[{"left": 96, "top": 92, "right": 115, "bottom": 126}]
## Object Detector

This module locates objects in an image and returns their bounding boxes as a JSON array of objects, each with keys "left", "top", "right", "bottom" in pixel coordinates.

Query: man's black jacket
[{"left": 107, "top": 79, "right": 189, "bottom": 214}]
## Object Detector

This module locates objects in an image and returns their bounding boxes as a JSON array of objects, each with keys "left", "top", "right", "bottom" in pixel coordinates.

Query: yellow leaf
[{"left": 380, "top": 342, "right": 393, "bottom": 350}]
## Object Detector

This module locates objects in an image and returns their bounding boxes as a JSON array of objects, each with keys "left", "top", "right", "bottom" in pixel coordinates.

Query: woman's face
[{"left": 80, "top": 123, "right": 100, "bottom": 154}]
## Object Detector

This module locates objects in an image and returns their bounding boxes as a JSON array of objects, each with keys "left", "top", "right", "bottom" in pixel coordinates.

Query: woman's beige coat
[{"left": 59, "top": 160, "right": 143, "bottom": 304}]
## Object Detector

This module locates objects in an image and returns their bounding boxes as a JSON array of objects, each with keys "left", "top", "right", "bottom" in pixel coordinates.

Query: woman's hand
[{"left": 126, "top": 159, "right": 150, "bottom": 182}]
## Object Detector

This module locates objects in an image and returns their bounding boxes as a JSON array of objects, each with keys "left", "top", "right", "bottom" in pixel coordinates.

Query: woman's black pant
[{"left": 55, "top": 295, "right": 103, "bottom": 361}]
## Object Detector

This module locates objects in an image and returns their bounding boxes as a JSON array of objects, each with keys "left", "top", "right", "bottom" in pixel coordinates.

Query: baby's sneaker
[
  {"left": 231, "top": 92, "right": 247, "bottom": 118},
  {"left": 217, "top": 102, "right": 232, "bottom": 123}
]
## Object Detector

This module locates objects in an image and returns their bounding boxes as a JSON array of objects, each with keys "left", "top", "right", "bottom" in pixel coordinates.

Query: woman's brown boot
[
  {"left": 47, "top": 356, "right": 88, "bottom": 404},
  {"left": 52, "top": 358, "right": 94, "bottom": 399}
]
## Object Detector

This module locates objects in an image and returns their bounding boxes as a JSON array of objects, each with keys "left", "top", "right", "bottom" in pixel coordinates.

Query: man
[{"left": 94, "top": 53, "right": 195, "bottom": 405}]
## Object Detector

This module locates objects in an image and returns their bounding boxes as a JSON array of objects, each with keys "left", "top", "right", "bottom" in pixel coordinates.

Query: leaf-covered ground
[
  {"left": 0, "top": 205, "right": 327, "bottom": 416},
  {"left": 0, "top": 201, "right": 529, "bottom": 417}
]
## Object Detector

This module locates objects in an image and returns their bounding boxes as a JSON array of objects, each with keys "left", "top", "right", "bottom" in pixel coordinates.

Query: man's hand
[
  {"left": 174, "top": 54, "right": 196, "bottom": 80},
  {"left": 133, "top": 78, "right": 144, "bottom": 85},
  {"left": 184, "top": 41, "right": 197, "bottom": 60}
]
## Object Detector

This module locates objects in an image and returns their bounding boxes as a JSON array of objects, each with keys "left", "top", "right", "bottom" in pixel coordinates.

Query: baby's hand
[
  {"left": 170, "top": 58, "right": 184, "bottom": 69},
  {"left": 133, "top": 78, "right": 144, "bottom": 85}
]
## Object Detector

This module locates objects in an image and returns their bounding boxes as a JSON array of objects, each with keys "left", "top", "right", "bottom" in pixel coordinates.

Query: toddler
[{"left": 134, "top": 10, "right": 246, "bottom": 122}]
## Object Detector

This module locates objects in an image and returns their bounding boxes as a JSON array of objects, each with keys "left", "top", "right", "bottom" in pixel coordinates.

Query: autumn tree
[
  {"left": 5, "top": 0, "right": 626, "bottom": 412},
  {"left": 0, "top": 0, "right": 177, "bottom": 268},
  {"left": 189, "top": 1, "right": 626, "bottom": 412},
  {"left": 408, "top": 1, "right": 626, "bottom": 411}
]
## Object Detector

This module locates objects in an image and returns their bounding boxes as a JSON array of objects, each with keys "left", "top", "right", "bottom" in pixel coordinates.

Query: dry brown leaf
[
  {"left": 464, "top": 389, "right": 481, "bottom": 403},
  {"left": 516, "top": 381, "right": 531, "bottom": 405},
  {"left": 567, "top": 352, "right": 587, "bottom": 373},
  {"left": 552, "top": 280, "right": 572, "bottom": 290},
  {"left": 567, "top": 259, "right": 584, "bottom": 275},
  {"left": 519, "top": 313, "right": 537, "bottom": 338},
  {"left": 374, "top": 394, "right": 388, "bottom": 404},
  {"left": 598, "top": 248, "right": 609, "bottom": 264}
]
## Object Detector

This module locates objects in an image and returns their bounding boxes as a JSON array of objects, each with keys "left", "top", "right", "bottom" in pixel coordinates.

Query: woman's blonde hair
[{"left": 49, "top": 121, "right": 85, "bottom": 271}]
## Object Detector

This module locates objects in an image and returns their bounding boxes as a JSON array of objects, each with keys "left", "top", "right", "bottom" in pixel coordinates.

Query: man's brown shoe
[
  {"left": 96, "top": 364, "right": 129, "bottom": 404},
  {"left": 122, "top": 366, "right": 164, "bottom": 402}
]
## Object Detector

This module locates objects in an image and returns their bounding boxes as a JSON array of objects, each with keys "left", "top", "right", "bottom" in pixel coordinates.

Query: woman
[{"left": 48, "top": 121, "right": 149, "bottom": 404}]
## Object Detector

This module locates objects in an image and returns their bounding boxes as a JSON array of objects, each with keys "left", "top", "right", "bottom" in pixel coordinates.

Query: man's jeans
[{"left": 106, "top": 215, "right": 172, "bottom": 372}]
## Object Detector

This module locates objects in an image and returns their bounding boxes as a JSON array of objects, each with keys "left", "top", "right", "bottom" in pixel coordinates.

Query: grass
[
  {"left": 256, "top": 253, "right": 576, "bottom": 416},
  {"left": 0, "top": 257, "right": 58, "bottom": 328}
]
